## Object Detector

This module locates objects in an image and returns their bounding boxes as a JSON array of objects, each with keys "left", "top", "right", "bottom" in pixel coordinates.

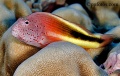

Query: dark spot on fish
[
  {"left": 45, "top": 32, "right": 47, "bottom": 35},
  {"left": 42, "top": 38, "right": 44, "bottom": 40},
  {"left": 36, "top": 25, "right": 38, "bottom": 27},
  {"left": 43, "top": 32, "right": 45, "bottom": 34},
  {"left": 29, "top": 29, "right": 34, "bottom": 31},
  {"left": 23, "top": 29, "right": 25, "bottom": 31},
  {"left": 70, "top": 30, "right": 104, "bottom": 43},
  {"left": 31, "top": 20, "right": 34, "bottom": 22}
]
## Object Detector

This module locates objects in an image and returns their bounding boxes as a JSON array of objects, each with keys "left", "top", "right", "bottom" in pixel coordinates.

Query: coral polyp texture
[
  {"left": 86, "top": 0, "right": 120, "bottom": 32},
  {"left": 13, "top": 41, "right": 108, "bottom": 76}
]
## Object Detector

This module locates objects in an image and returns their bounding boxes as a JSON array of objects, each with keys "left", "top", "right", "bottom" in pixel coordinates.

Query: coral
[
  {"left": 103, "top": 43, "right": 120, "bottom": 75},
  {"left": 106, "top": 25, "right": 120, "bottom": 38},
  {"left": 13, "top": 41, "right": 108, "bottom": 76},
  {"left": 86, "top": 0, "right": 120, "bottom": 32},
  {"left": 28, "top": 0, "right": 66, "bottom": 12},
  {"left": 2, "top": 0, "right": 32, "bottom": 18},
  {"left": 86, "top": 0, "right": 120, "bottom": 12},
  {"left": 0, "top": 3, "right": 15, "bottom": 39}
]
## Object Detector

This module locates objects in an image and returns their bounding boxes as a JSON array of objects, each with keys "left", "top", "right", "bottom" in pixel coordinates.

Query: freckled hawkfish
[{"left": 12, "top": 12, "right": 113, "bottom": 48}]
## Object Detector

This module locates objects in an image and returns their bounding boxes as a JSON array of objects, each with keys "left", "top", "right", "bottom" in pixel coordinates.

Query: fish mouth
[
  {"left": 12, "top": 30, "right": 18, "bottom": 38},
  {"left": 12, "top": 33, "right": 25, "bottom": 42},
  {"left": 17, "top": 35, "right": 25, "bottom": 41},
  {"left": 11, "top": 29, "right": 25, "bottom": 42},
  {"left": 11, "top": 23, "right": 19, "bottom": 37},
  {"left": 12, "top": 28, "right": 20, "bottom": 39}
]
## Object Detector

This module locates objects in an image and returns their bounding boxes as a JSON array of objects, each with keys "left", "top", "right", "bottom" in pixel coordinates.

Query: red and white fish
[{"left": 12, "top": 12, "right": 113, "bottom": 48}]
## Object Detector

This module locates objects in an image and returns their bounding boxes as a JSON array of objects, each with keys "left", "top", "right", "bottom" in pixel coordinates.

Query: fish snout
[
  {"left": 11, "top": 18, "right": 24, "bottom": 37},
  {"left": 11, "top": 24, "right": 20, "bottom": 38},
  {"left": 12, "top": 26, "right": 25, "bottom": 42},
  {"left": 12, "top": 28, "right": 19, "bottom": 38}
]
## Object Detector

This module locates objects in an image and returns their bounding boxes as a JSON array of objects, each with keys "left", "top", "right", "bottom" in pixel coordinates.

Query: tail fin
[{"left": 99, "top": 34, "right": 113, "bottom": 47}]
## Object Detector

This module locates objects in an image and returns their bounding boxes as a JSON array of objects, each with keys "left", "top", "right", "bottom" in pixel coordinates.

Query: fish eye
[
  {"left": 25, "top": 20, "right": 29, "bottom": 24},
  {"left": 25, "top": 19, "right": 29, "bottom": 24}
]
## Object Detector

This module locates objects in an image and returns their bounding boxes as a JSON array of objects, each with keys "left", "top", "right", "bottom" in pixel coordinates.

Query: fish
[{"left": 12, "top": 12, "right": 113, "bottom": 49}]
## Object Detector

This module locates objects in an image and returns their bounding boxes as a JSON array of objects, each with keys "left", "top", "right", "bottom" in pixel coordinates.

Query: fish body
[{"left": 12, "top": 12, "right": 112, "bottom": 48}]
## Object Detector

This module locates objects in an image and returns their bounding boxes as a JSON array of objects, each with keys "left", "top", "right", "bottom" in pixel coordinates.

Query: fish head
[{"left": 12, "top": 15, "right": 46, "bottom": 47}]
